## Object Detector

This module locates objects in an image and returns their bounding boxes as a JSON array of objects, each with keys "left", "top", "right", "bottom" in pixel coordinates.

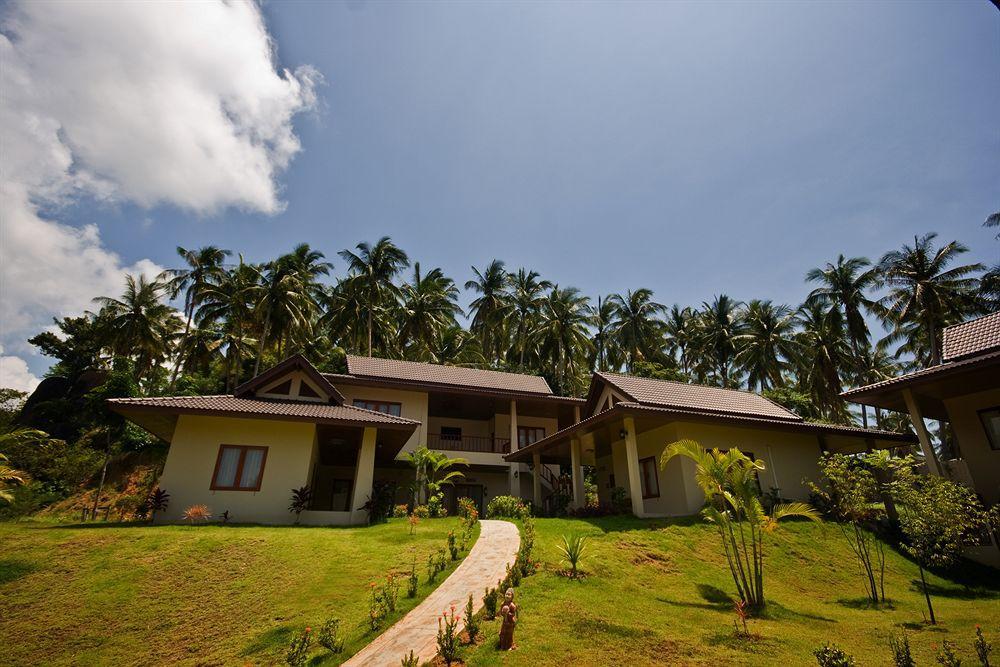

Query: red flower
[{"left": 305, "top": 627, "right": 311, "bottom": 633}]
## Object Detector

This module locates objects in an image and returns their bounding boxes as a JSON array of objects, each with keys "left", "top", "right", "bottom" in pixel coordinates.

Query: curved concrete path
[{"left": 343, "top": 519, "right": 520, "bottom": 667}]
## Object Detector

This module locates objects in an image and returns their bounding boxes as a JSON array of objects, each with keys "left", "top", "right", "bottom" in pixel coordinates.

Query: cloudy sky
[{"left": 1, "top": 0, "right": 997, "bottom": 391}]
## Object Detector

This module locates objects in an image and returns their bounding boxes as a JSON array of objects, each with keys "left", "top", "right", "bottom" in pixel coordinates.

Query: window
[
  {"left": 979, "top": 407, "right": 1000, "bottom": 450},
  {"left": 211, "top": 445, "right": 268, "bottom": 491},
  {"left": 518, "top": 426, "right": 546, "bottom": 448},
  {"left": 639, "top": 456, "right": 659, "bottom": 499},
  {"left": 440, "top": 426, "right": 463, "bottom": 441},
  {"left": 353, "top": 399, "right": 402, "bottom": 417}
]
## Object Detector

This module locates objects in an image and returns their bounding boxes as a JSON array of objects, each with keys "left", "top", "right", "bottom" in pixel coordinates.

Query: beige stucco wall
[
  {"left": 156, "top": 415, "right": 317, "bottom": 524},
  {"left": 944, "top": 387, "right": 1000, "bottom": 505},
  {"left": 331, "top": 384, "right": 429, "bottom": 456}
]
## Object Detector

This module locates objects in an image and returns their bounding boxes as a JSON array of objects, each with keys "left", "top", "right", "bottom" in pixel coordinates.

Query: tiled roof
[
  {"left": 344, "top": 355, "right": 554, "bottom": 395},
  {"left": 942, "top": 311, "right": 1000, "bottom": 361},
  {"left": 597, "top": 372, "right": 801, "bottom": 422},
  {"left": 842, "top": 347, "right": 1000, "bottom": 398},
  {"left": 108, "top": 395, "right": 419, "bottom": 427}
]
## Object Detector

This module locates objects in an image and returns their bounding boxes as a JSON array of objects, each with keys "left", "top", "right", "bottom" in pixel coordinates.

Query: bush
[
  {"left": 557, "top": 533, "right": 588, "bottom": 578},
  {"left": 483, "top": 585, "right": 499, "bottom": 620},
  {"left": 814, "top": 643, "right": 855, "bottom": 667},
  {"left": 486, "top": 495, "right": 529, "bottom": 519},
  {"left": 428, "top": 493, "right": 447, "bottom": 518},
  {"left": 457, "top": 497, "right": 478, "bottom": 522},
  {"left": 407, "top": 562, "right": 418, "bottom": 598},
  {"left": 447, "top": 530, "right": 459, "bottom": 560},
  {"left": 975, "top": 626, "right": 992, "bottom": 666},
  {"left": 362, "top": 480, "right": 397, "bottom": 524},
  {"left": 182, "top": 504, "right": 212, "bottom": 522},
  {"left": 392, "top": 504, "right": 409, "bottom": 518},
  {"left": 412, "top": 504, "right": 430, "bottom": 519},
  {"left": 935, "top": 640, "right": 960, "bottom": 666},
  {"left": 463, "top": 593, "right": 479, "bottom": 643},
  {"left": 369, "top": 583, "right": 389, "bottom": 631},
  {"left": 610, "top": 486, "right": 630, "bottom": 513},
  {"left": 889, "top": 633, "right": 914, "bottom": 667},
  {"left": 285, "top": 627, "right": 312, "bottom": 666},
  {"left": 317, "top": 618, "right": 344, "bottom": 654},
  {"left": 400, "top": 650, "right": 418, "bottom": 667},
  {"left": 436, "top": 606, "right": 461, "bottom": 665},
  {"left": 383, "top": 573, "right": 399, "bottom": 613}
]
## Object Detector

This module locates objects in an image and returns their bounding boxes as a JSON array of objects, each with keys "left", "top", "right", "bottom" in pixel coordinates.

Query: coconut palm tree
[
  {"left": 398, "top": 264, "right": 463, "bottom": 361},
  {"left": 465, "top": 260, "right": 512, "bottom": 364},
  {"left": 426, "top": 325, "right": 485, "bottom": 367},
  {"left": 609, "top": 288, "right": 666, "bottom": 372},
  {"left": 508, "top": 268, "right": 552, "bottom": 368},
  {"left": 532, "top": 287, "right": 594, "bottom": 395},
  {"left": 795, "top": 301, "right": 852, "bottom": 422},
  {"left": 693, "top": 295, "right": 745, "bottom": 387},
  {"left": 93, "top": 274, "right": 179, "bottom": 380},
  {"left": 339, "top": 237, "right": 410, "bottom": 357},
  {"left": 249, "top": 261, "right": 313, "bottom": 375},
  {"left": 876, "top": 234, "right": 984, "bottom": 366},
  {"left": 985, "top": 211, "right": 999, "bottom": 240},
  {"left": 160, "top": 246, "right": 231, "bottom": 388},
  {"left": 664, "top": 305, "right": 696, "bottom": 378},
  {"left": 661, "top": 439, "right": 819, "bottom": 611},
  {"left": 588, "top": 295, "right": 619, "bottom": 372},
  {"left": 196, "top": 257, "right": 258, "bottom": 389},
  {"left": 734, "top": 300, "right": 797, "bottom": 392}
]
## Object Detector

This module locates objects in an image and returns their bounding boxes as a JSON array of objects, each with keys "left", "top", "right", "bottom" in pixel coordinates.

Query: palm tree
[
  {"left": 508, "top": 269, "right": 552, "bottom": 368},
  {"left": 876, "top": 234, "right": 984, "bottom": 366},
  {"left": 196, "top": 257, "right": 258, "bottom": 389},
  {"left": 532, "top": 287, "right": 594, "bottom": 395},
  {"left": 160, "top": 246, "right": 231, "bottom": 388},
  {"left": 339, "top": 237, "right": 410, "bottom": 357},
  {"left": 249, "top": 261, "right": 313, "bottom": 376},
  {"left": 660, "top": 439, "right": 819, "bottom": 611},
  {"left": 734, "top": 300, "right": 797, "bottom": 392},
  {"left": 664, "top": 305, "right": 695, "bottom": 377},
  {"left": 693, "top": 295, "right": 745, "bottom": 387},
  {"left": 795, "top": 301, "right": 852, "bottom": 422},
  {"left": 464, "top": 260, "right": 512, "bottom": 365},
  {"left": 426, "top": 325, "right": 485, "bottom": 367},
  {"left": 985, "top": 211, "right": 999, "bottom": 240},
  {"left": 398, "top": 264, "right": 463, "bottom": 361},
  {"left": 609, "top": 289, "right": 666, "bottom": 372},
  {"left": 93, "top": 274, "right": 179, "bottom": 379},
  {"left": 588, "top": 296, "right": 619, "bottom": 372}
]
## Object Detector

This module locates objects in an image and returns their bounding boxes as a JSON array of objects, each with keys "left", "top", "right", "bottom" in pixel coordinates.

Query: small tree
[
  {"left": 891, "top": 467, "right": 986, "bottom": 624},
  {"left": 808, "top": 453, "right": 887, "bottom": 604},
  {"left": 146, "top": 487, "right": 170, "bottom": 522},
  {"left": 661, "top": 439, "right": 820, "bottom": 612},
  {"left": 289, "top": 486, "right": 312, "bottom": 524}
]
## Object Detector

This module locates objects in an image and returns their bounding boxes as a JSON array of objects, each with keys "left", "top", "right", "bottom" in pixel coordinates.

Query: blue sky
[{"left": 2, "top": 1, "right": 998, "bottom": 384}]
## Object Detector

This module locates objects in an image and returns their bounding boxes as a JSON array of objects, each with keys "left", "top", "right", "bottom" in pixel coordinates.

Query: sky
[{"left": 1, "top": 0, "right": 998, "bottom": 392}]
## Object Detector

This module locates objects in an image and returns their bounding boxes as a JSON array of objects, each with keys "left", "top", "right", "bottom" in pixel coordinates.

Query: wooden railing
[{"left": 427, "top": 433, "right": 511, "bottom": 454}]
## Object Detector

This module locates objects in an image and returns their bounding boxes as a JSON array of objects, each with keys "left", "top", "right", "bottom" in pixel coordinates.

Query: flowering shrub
[
  {"left": 447, "top": 531, "right": 458, "bottom": 560},
  {"left": 813, "top": 643, "right": 855, "bottom": 667},
  {"left": 427, "top": 553, "right": 438, "bottom": 583},
  {"left": 435, "top": 548, "right": 448, "bottom": 574},
  {"left": 935, "top": 640, "right": 961, "bottom": 666},
  {"left": 317, "top": 618, "right": 344, "bottom": 654},
  {"left": 285, "top": 627, "right": 312, "bottom": 666},
  {"left": 483, "top": 584, "right": 499, "bottom": 620},
  {"left": 436, "top": 606, "right": 461, "bottom": 665},
  {"left": 408, "top": 513, "right": 419, "bottom": 535},
  {"left": 463, "top": 593, "right": 479, "bottom": 643},
  {"left": 975, "top": 626, "right": 992, "bottom": 666},
  {"left": 407, "top": 562, "right": 418, "bottom": 598},
  {"left": 427, "top": 493, "right": 448, "bottom": 518},
  {"left": 457, "top": 497, "right": 479, "bottom": 522},
  {"left": 392, "top": 504, "right": 409, "bottom": 518},
  {"left": 383, "top": 573, "right": 399, "bottom": 613},
  {"left": 412, "top": 504, "right": 430, "bottom": 519},
  {"left": 181, "top": 504, "right": 211, "bottom": 523},
  {"left": 369, "top": 583, "right": 389, "bottom": 631},
  {"left": 486, "top": 495, "right": 529, "bottom": 519},
  {"left": 888, "top": 633, "right": 914, "bottom": 667},
  {"left": 518, "top": 517, "right": 536, "bottom": 576}
]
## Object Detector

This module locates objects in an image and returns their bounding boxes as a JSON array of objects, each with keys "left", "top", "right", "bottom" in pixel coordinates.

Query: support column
[
  {"left": 622, "top": 416, "right": 645, "bottom": 518},
  {"left": 574, "top": 405, "right": 582, "bottom": 423},
  {"left": 508, "top": 399, "right": 519, "bottom": 495},
  {"left": 351, "top": 427, "right": 378, "bottom": 524},
  {"left": 902, "top": 388, "right": 942, "bottom": 477},
  {"left": 532, "top": 452, "right": 542, "bottom": 508},
  {"left": 570, "top": 437, "right": 584, "bottom": 509}
]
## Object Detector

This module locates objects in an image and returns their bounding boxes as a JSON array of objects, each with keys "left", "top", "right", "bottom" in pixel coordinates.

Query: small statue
[{"left": 498, "top": 587, "right": 517, "bottom": 650}]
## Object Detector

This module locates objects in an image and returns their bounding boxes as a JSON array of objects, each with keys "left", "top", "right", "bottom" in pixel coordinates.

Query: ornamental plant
[
  {"left": 408, "top": 513, "right": 419, "bottom": 535},
  {"left": 557, "top": 534, "right": 588, "bottom": 579},
  {"left": 289, "top": 486, "right": 312, "bottom": 524},
  {"left": 463, "top": 593, "right": 479, "bottom": 643},
  {"left": 392, "top": 504, "right": 409, "bottom": 518},
  {"left": 448, "top": 531, "right": 458, "bottom": 560},
  {"left": 427, "top": 553, "right": 437, "bottom": 583},
  {"left": 486, "top": 495, "right": 529, "bottom": 519},
  {"left": 383, "top": 573, "right": 399, "bottom": 613},
  {"left": 146, "top": 487, "right": 170, "bottom": 522},
  {"left": 285, "top": 627, "right": 312, "bottom": 666},
  {"left": 936, "top": 640, "right": 961, "bottom": 667},
  {"left": 182, "top": 504, "right": 212, "bottom": 523},
  {"left": 400, "top": 650, "right": 419, "bottom": 667},
  {"left": 457, "top": 497, "right": 479, "bottom": 522},
  {"left": 814, "top": 643, "right": 855, "bottom": 666},
  {"left": 975, "top": 626, "right": 992, "bottom": 666},
  {"left": 369, "top": 583, "right": 389, "bottom": 631},
  {"left": 436, "top": 606, "right": 461, "bottom": 665},
  {"left": 889, "top": 633, "right": 915, "bottom": 667},
  {"left": 483, "top": 585, "right": 499, "bottom": 620},
  {"left": 661, "top": 440, "right": 819, "bottom": 612},
  {"left": 435, "top": 548, "right": 448, "bottom": 574},
  {"left": 407, "top": 561, "right": 418, "bottom": 598},
  {"left": 317, "top": 618, "right": 344, "bottom": 654}
]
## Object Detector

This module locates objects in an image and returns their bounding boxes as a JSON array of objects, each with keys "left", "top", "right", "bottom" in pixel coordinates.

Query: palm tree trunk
[
  {"left": 253, "top": 313, "right": 271, "bottom": 377},
  {"left": 169, "top": 304, "right": 193, "bottom": 390},
  {"left": 368, "top": 308, "right": 373, "bottom": 357}
]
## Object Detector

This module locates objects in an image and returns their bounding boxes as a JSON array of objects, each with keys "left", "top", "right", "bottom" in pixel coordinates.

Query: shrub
[
  {"left": 889, "top": 633, "right": 914, "bottom": 667},
  {"left": 383, "top": 573, "right": 399, "bottom": 613},
  {"left": 182, "top": 504, "right": 211, "bottom": 523},
  {"left": 392, "top": 504, "right": 409, "bottom": 518},
  {"left": 407, "top": 561, "right": 418, "bottom": 598},
  {"left": 408, "top": 513, "right": 419, "bottom": 535},
  {"left": 435, "top": 548, "right": 448, "bottom": 575},
  {"left": 400, "top": 650, "right": 418, "bottom": 667},
  {"left": 464, "top": 593, "right": 479, "bottom": 643},
  {"left": 505, "top": 560, "right": 522, "bottom": 588},
  {"left": 610, "top": 486, "right": 630, "bottom": 513},
  {"left": 145, "top": 487, "right": 170, "bottom": 521},
  {"left": 427, "top": 493, "right": 447, "bottom": 518},
  {"left": 975, "top": 626, "right": 992, "bottom": 666},
  {"left": 285, "top": 627, "right": 312, "bottom": 666},
  {"left": 362, "top": 480, "right": 398, "bottom": 524},
  {"left": 447, "top": 531, "right": 458, "bottom": 560},
  {"left": 317, "top": 618, "right": 344, "bottom": 654},
  {"left": 814, "top": 643, "right": 855, "bottom": 667},
  {"left": 436, "top": 606, "right": 461, "bottom": 665},
  {"left": 518, "top": 516, "right": 537, "bottom": 576},
  {"left": 427, "top": 553, "right": 437, "bottom": 583},
  {"left": 412, "top": 504, "right": 430, "bottom": 519},
  {"left": 457, "top": 497, "right": 479, "bottom": 522},
  {"left": 369, "top": 583, "right": 389, "bottom": 631},
  {"left": 288, "top": 486, "right": 311, "bottom": 524},
  {"left": 483, "top": 585, "right": 499, "bottom": 620},
  {"left": 557, "top": 533, "right": 588, "bottom": 578},
  {"left": 936, "top": 640, "right": 960, "bottom": 667},
  {"left": 486, "top": 495, "right": 529, "bottom": 519}
]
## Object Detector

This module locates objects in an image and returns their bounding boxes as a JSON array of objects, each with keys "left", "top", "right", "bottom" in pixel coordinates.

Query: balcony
[{"left": 427, "top": 433, "right": 511, "bottom": 454}]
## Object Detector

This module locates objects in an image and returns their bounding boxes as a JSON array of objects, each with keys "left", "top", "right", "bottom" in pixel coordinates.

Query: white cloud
[
  {"left": 0, "top": 0, "right": 318, "bottom": 382},
  {"left": 0, "top": 345, "right": 40, "bottom": 392}
]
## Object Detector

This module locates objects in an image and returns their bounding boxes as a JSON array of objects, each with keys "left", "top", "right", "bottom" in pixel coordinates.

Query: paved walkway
[{"left": 343, "top": 519, "right": 520, "bottom": 667}]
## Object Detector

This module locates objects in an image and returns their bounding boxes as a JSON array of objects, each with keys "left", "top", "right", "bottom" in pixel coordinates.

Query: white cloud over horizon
[{"left": 0, "top": 0, "right": 318, "bottom": 391}]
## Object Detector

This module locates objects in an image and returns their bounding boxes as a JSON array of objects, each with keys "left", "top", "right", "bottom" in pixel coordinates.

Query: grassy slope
[
  {"left": 0, "top": 517, "right": 476, "bottom": 666},
  {"left": 464, "top": 517, "right": 1000, "bottom": 666}
]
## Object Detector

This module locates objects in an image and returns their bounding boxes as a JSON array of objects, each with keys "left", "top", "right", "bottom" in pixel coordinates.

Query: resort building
[{"left": 111, "top": 353, "right": 915, "bottom": 525}]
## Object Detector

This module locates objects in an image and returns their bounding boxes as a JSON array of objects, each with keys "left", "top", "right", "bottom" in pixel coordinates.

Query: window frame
[
  {"left": 638, "top": 456, "right": 660, "bottom": 499},
  {"left": 978, "top": 406, "right": 1000, "bottom": 451},
  {"left": 517, "top": 426, "right": 546, "bottom": 448},
  {"left": 352, "top": 399, "right": 403, "bottom": 417},
  {"left": 210, "top": 445, "right": 269, "bottom": 492}
]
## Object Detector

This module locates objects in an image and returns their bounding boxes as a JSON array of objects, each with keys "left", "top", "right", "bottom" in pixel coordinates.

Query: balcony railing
[{"left": 428, "top": 433, "right": 511, "bottom": 454}]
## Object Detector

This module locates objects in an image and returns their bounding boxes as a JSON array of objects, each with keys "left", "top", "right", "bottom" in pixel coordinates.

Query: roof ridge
[{"left": 345, "top": 354, "right": 549, "bottom": 381}]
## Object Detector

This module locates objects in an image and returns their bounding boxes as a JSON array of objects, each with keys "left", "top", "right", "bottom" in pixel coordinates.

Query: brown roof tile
[
  {"left": 108, "top": 395, "right": 419, "bottom": 427},
  {"left": 942, "top": 311, "right": 1000, "bottom": 361},
  {"left": 597, "top": 372, "right": 802, "bottom": 421},
  {"left": 344, "top": 355, "right": 554, "bottom": 395}
]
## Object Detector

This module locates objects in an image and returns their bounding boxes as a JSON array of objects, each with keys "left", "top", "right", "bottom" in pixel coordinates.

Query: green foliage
[
  {"left": 436, "top": 606, "right": 461, "bottom": 665},
  {"left": 464, "top": 593, "right": 479, "bottom": 642},
  {"left": 889, "top": 633, "right": 915, "bottom": 667},
  {"left": 400, "top": 650, "right": 418, "bottom": 667},
  {"left": 935, "top": 639, "right": 961, "bottom": 667},
  {"left": 975, "top": 626, "right": 992, "bottom": 667},
  {"left": 317, "top": 618, "right": 344, "bottom": 654},
  {"left": 407, "top": 562, "right": 418, "bottom": 598},
  {"left": 368, "top": 582, "right": 389, "bottom": 631},
  {"left": 457, "top": 496, "right": 478, "bottom": 521},
  {"left": 486, "top": 494, "right": 529, "bottom": 519},
  {"left": 610, "top": 486, "right": 630, "bottom": 513},
  {"left": 412, "top": 504, "right": 430, "bottom": 519},
  {"left": 392, "top": 503, "right": 409, "bottom": 518},
  {"left": 447, "top": 530, "right": 458, "bottom": 560},
  {"left": 630, "top": 360, "right": 686, "bottom": 382},
  {"left": 557, "top": 533, "right": 588, "bottom": 578},
  {"left": 762, "top": 386, "right": 822, "bottom": 420},
  {"left": 483, "top": 585, "right": 499, "bottom": 620},
  {"left": 814, "top": 643, "right": 855, "bottom": 666},
  {"left": 428, "top": 493, "right": 447, "bottom": 518},
  {"left": 288, "top": 486, "right": 311, "bottom": 523},
  {"left": 361, "top": 480, "right": 397, "bottom": 524},
  {"left": 284, "top": 627, "right": 312, "bottom": 666}
]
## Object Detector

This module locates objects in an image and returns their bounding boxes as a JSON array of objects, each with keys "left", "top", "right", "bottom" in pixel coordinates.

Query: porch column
[
  {"left": 622, "top": 416, "right": 645, "bottom": 518},
  {"left": 351, "top": 427, "right": 378, "bottom": 524},
  {"left": 574, "top": 405, "right": 582, "bottom": 423},
  {"left": 532, "top": 452, "right": 542, "bottom": 507},
  {"left": 902, "top": 388, "right": 942, "bottom": 477},
  {"left": 508, "top": 399, "right": 519, "bottom": 495},
  {"left": 570, "top": 437, "right": 584, "bottom": 509}
]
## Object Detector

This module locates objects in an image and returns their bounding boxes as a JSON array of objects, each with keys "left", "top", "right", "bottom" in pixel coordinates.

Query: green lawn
[
  {"left": 464, "top": 517, "right": 1000, "bottom": 666},
  {"left": 0, "top": 517, "right": 476, "bottom": 666}
]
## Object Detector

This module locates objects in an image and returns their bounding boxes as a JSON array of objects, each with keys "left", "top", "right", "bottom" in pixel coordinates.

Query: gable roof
[
  {"left": 234, "top": 354, "right": 345, "bottom": 404},
  {"left": 590, "top": 372, "right": 802, "bottom": 422},
  {"left": 942, "top": 311, "right": 1000, "bottom": 361},
  {"left": 340, "top": 355, "right": 555, "bottom": 396}
]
